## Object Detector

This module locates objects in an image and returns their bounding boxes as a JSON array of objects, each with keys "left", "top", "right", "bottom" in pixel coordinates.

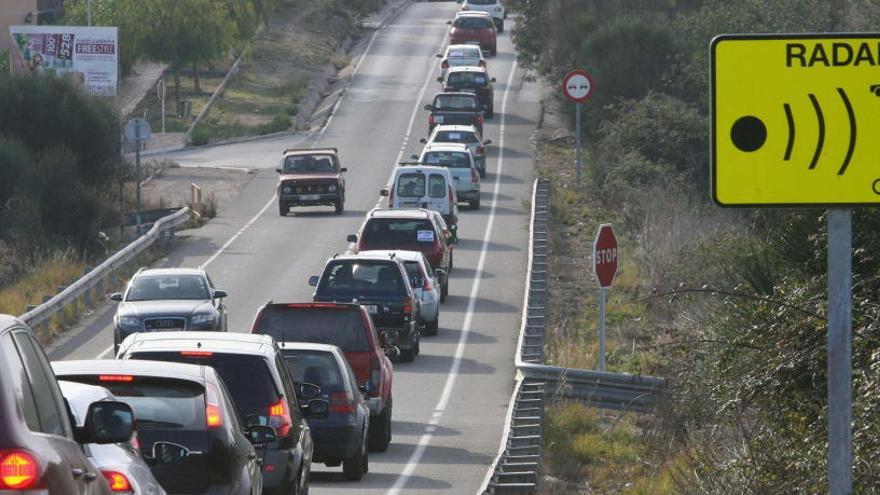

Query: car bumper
[
  {"left": 366, "top": 397, "right": 383, "bottom": 415},
  {"left": 279, "top": 193, "right": 339, "bottom": 206},
  {"left": 421, "top": 299, "right": 439, "bottom": 322},
  {"left": 311, "top": 424, "right": 362, "bottom": 461},
  {"left": 259, "top": 448, "right": 295, "bottom": 488},
  {"left": 379, "top": 323, "right": 418, "bottom": 349},
  {"left": 456, "top": 188, "right": 480, "bottom": 201}
]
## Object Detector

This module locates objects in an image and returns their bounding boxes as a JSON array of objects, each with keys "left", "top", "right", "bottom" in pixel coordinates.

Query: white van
[{"left": 382, "top": 165, "right": 459, "bottom": 236}]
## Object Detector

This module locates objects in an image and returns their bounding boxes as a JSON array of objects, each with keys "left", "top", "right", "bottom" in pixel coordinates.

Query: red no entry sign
[
  {"left": 593, "top": 224, "right": 617, "bottom": 288},
  {"left": 562, "top": 69, "right": 595, "bottom": 104}
]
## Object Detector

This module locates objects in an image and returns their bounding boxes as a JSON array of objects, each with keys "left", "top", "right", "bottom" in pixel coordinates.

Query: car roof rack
[{"left": 282, "top": 147, "right": 338, "bottom": 155}]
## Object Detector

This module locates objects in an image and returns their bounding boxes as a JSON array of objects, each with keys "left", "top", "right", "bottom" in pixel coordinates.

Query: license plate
[
  {"left": 434, "top": 116, "right": 444, "bottom": 123},
  {"left": 399, "top": 202, "right": 420, "bottom": 208},
  {"left": 301, "top": 194, "right": 320, "bottom": 200},
  {"left": 365, "top": 305, "right": 378, "bottom": 314}
]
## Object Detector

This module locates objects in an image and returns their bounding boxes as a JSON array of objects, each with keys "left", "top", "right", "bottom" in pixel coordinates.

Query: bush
[
  {"left": 190, "top": 127, "right": 210, "bottom": 146},
  {"left": 257, "top": 113, "right": 290, "bottom": 135}
]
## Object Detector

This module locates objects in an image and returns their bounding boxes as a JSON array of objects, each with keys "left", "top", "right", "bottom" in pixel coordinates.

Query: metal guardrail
[
  {"left": 20, "top": 207, "right": 192, "bottom": 332},
  {"left": 480, "top": 179, "right": 666, "bottom": 494}
]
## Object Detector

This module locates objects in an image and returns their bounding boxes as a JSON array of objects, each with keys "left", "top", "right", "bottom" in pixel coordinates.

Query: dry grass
[{"left": 0, "top": 252, "right": 87, "bottom": 316}]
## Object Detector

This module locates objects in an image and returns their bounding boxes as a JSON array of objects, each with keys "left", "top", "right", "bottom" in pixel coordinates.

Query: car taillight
[
  {"left": 476, "top": 145, "right": 485, "bottom": 156},
  {"left": 99, "top": 375, "right": 134, "bottom": 382},
  {"left": 269, "top": 397, "right": 292, "bottom": 437},
  {"left": 471, "top": 167, "right": 479, "bottom": 183},
  {"left": 181, "top": 350, "right": 213, "bottom": 357},
  {"left": 402, "top": 297, "right": 413, "bottom": 317},
  {"left": 476, "top": 114, "right": 484, "bottom": 126},
  {"left": 389, "top": 187, "right": 395, "bottom": 205},
  {"left": 428, "top": 114, "right": 435, "bottom": 126},
  {"left": 479, "top": 60, "right": 486, "bottom": 67},
  {"left": 0, "top": 451, "right": 39, "bottom": 489},
  {"left": 370, "top": 356, "right": 382, "bottom": 396},
  {"left": 441, "top": 60, "right": 449, "bottom": 69},
  {"left": 424, "top": 275, "right": 434, "bottom": 292},
  {"left": 330, "top": 391, "right": 356, "bottom": 414},
  {"left": 205, "top": 382, "right": 223, "bottom": 429},
  {"left": 101, "top": 470, "right": 133, "bottom": 493},
  {"left": 448, "top": 185, "right": 455, "bottom": 205},
  {"left": 130, "top": 433, "right": 140, "bottom": 452}
]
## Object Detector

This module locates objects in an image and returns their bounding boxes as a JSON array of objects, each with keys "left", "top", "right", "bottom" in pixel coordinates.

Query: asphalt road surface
[{"left": 49, "top": 2, "right": 542, "bottom": 493}]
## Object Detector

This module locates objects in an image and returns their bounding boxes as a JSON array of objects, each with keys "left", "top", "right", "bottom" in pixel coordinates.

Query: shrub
[
  {"left": 257, "top": 113, "right": 290, "bottom": 134},
  {"left": 190, "top": 127, "right": 211, "bottom": 145}
]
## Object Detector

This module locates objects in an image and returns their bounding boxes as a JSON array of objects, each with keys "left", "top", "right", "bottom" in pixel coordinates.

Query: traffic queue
[{"left": 0, "top": 2, "right": 504, "bottom": 494}]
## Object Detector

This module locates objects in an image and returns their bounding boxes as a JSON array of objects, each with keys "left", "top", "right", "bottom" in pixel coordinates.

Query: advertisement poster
[{"left": 9, "top": 25, "right": 118, "bottom": 96}]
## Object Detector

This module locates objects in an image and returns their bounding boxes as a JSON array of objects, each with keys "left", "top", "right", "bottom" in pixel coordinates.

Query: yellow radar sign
[{"left": 711, "top": 34, "right": 880, "bottom": 206}]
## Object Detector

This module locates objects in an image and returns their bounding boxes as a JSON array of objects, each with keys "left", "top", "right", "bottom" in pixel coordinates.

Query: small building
[{"left": 1, "top": 0, "right": 38, "bottom": 53}]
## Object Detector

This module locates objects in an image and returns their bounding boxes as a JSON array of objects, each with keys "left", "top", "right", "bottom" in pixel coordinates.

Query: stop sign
[{"left": 593, "top": 224, "right": 618, "bottom": 288}]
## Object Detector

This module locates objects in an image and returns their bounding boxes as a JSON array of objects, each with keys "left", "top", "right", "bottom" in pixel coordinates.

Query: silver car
[
  {"left": 436, "top": 44, "right": 486, "bottom": 79},
  {"left": 361, "top": 249, "right": 441, "bottom": 335},
  {"left": 413, "top": 142, "right": 481, "bottom": 209},
  {"left": 421, "top": 124, "right": 491, "bottom": 178},
  {"left": 58, "top": 381, "right": 166, "bottom": 495}
]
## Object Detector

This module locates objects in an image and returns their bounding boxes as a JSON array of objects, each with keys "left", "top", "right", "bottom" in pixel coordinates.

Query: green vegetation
[{"left": 510, "top": 0, "right": 880, "bottom": 492}]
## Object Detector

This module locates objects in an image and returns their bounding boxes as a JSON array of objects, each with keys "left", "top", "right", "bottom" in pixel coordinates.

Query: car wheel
[
  {"left": 488, "top": 105, "right": 495, "bottom": 119},
  {"left": 369, "top": 402, "right": 392, "bottom": 452},
  {"left": 491, "top": 46, "right": 497, "bottom": 56},
  {"left": 400, "top": 346, "right": 416, "bottom": 362},
  {"left": 335, "top": 194, "right": 345, "bottom": 215},
  {"left": 479, "top": 166, "right": 486, "bottom": 179},
  {"left": 499, "top": 21, "right": 505, "bottom": 33},
  {"left": 440, "top": 279, "right": 449, "bottom": 302},
  {"left": 343, "top": 431, "right": 367, "bottom": 481},
  {"left": 424, "top": 317, "right": 439, "bottom": 336},
  {"left": 471, "top": 197, "right": 481, "bottom": 210},
  {"left": 279, "top": 201, "right": 288, "bottom": 216}
]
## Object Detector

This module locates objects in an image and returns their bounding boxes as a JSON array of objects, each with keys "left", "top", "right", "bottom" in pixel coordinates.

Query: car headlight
[
  {"left": 118, "top": 316, "right": 142, "bottom": 329},
  {"left": 191, "top": 314, "right": 214, "bottom": 326},
  {"left": 328, "top": 184, "right": 337, "bottom": 192},
  {"left": 282, "top": 186, "right": 292, "bottom": 194}
]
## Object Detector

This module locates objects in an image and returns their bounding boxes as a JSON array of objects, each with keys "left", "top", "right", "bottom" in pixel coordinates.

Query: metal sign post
[
  {"left": 592, "top": 224, "right": 618, "bottom": 372},
  {"left": 562, "top": 70, "right": 595, "bottom": 185},
  {"left": 124, "top": 118, "right": 151, "bottom": 236}
]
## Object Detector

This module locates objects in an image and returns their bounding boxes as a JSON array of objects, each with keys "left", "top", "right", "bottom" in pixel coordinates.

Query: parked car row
[{"left": 0, "top": 3, "right": 507, "bottom": 494}]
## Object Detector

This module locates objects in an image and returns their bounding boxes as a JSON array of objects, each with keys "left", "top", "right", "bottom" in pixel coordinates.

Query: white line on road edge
[{"left": 386, "top": 58, "right": 519, "bottom": 495}]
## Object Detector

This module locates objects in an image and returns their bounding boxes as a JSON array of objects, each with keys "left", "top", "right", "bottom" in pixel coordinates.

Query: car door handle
[
  {"left": 71, "top": 468, "right": 84, "bottom": 478},
  {"left": 84, "top": 472, "right": 98, "bottom": 482}
]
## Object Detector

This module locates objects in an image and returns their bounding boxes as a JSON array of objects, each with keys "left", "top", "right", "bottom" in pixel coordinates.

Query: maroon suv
[
  {"left": 448, "top": 12, "right": 497, "bottom": 56},
  {"left": 250, "top": 303, "right": 395, "bottom": 452},
  {"left": 348, "top": 208, "right": 453, "bottom": 301},
  {"left": 276, "top": 148, "right": 347, "bottom": 215}
]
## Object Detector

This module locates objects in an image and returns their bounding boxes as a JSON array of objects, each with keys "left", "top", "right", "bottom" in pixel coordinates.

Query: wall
[{"left": 0, "top": 0, "right": 37, "bottom": 53}]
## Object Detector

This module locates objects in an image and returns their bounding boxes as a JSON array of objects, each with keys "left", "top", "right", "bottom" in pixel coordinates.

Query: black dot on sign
[{"left": 730, "top": 116, "right": 767, "bottom": 152}]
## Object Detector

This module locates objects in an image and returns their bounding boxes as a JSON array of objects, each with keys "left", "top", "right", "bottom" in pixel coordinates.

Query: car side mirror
[
  {"left": 275, "top": 168, "right": 282, "bottom": 175},
  {"left": 347, "top": 234, "right": 358, "bottom": 243},
  {"left": 109, "top": 293, "right": 123, "bottom": 302},
  {"left": 491, "top": 77, "right": 496, "bottom": 83},
  {"left": 483, "top": 139, "right": 492, "bottom": 145},
  {"left": 246, "top": 424, "right": 276, "bottom": 445},
  {"left": 299, "top": 383, "right": 321, "bottom": 400},
  {"left": 308, "top": 275, "right": 320, "bottom": 287},
  {"left": 419, "top": 138, "right": 427, "bottom": 144},
  {"left": 149, "top": 441, "right": 189, "bottom": 465},
  {"left": 410, "top": 154, "right": 419, "bottom": 160},
  {"left": 340, "top": 167, "right": 348, "bottom": 173},
  {"left": 303, "top": 399, "right": 329, "bottom": 419},
  {"left": 212, "top": 289, "right": 227, "bottom": 299},
  {"left": 437, "top": 76, "right": 444, "bottom": 83},
  {"left": 435, "top": 53, "right": 443, "bottom": 58},
  {"left": 424, "top": 104, "right": 432, "bottom": 111},
  {"left": 80, "top": 401, "right": 134, "bottom": 444},
  {"left": 446, "top": 20, "right": 452, "bottom": 25},
  {"left": 360, "top": 380, "right": 377, "bottom": 395},
  {"left": 380, "top": 189, "right": 390, "bottom": 197},
  {"left": 434, "top": 268, "right": 446, "bottom": 281}
]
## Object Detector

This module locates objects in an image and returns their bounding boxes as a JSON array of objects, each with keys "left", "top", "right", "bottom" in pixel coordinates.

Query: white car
[
  {"left": 382, "top": 164, "right": 459, "bottom": 232},
  {"left": 421, "top": 124, "right": 491, "bottom": 178},
  {"left": 412, "top": 142, "right": 481, "bottom": 209},
  {"left": 461, "top": 0, "right": 505, "bottom": 32},
  {"left": 361, "top": 250, "right": 441, "bottom": 335},
  {"left": 436, "top": 44, "right": 486, "bottom": 79}
]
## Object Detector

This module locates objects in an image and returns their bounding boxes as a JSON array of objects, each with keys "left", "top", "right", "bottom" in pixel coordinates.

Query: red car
[
  {"left": 250, "top": 302, "right": 395, "bottom": 452},
  {"left": 448, "top": 12, "right": 497, "bottom": 56}
]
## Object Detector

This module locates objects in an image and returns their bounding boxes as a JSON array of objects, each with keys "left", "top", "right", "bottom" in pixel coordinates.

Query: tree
[
  {"left": 135, "top": 0, "right": 233, "bottom": 106},
  {"left": 60, "top": 0, "right": 142, "bottom": 77}
]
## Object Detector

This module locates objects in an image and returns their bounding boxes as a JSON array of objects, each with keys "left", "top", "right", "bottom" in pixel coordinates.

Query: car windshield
[
  {"left": 128, "top": 352, "right": 278, "bottom": 421},
  {"left": 455, "top": 17, "right": 493, "bottom": 29},
  {"left": 282, "top": 154, "right": 336, "bottom": 173},
  {"left": 436, "top": 130, "right": 479, "bottom": 144},
  {"left": 126, "top": 275, "right": 210, "bottom": 301},
  {"left": 424, "top": 151, "right": 471, "bottom": 169},
  {"left": 318, "top": 261, "right": 407, "bottom": 296},
  {"left": 281, "top": 350, "right": 345, "bottom": 391},
  {"left": 397, "top": 173, "right": 426, "bottom": 197},
  {"left": 94, "top": 379, "right": 206, "bottom": 429},
  {"left": 447, "top": 72, "right": 488, "bottom": 87},
  {"left": 254, "top": 307, "right": 370, "bottom": 352},
  {"left": 362, "top": 218, "right": 437, "bottom": 245},
  {"left": 448, "top": 47, "right": 481, "bottom": 59},
  {"left": 434, "top": 95, "right": 478, "bottom": 110}
]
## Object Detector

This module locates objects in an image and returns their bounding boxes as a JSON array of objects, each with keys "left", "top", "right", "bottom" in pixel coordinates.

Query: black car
[
  {"left": 439, "top": 66, "right": 496, "bottom": 117},
  {"left": 0, "top": 315, "right": 134, "bottom": 494},
  {"left": 425, "top": 92, "right": 484, "bottom": 135},
  {"left": 53, "top": 358, "right": 274, "bottom": 495},
  {"left": 118, "top": 332, "right": 328, "bottom": 495},
  {"left": 309, "top": 252, "right": 422, "bottom": 362},
  {"left": 279, "top": 343, "right": 370, "bottom": 481},
  {"left": 111, "top": 267, "right": 228, "bottom": 353}
]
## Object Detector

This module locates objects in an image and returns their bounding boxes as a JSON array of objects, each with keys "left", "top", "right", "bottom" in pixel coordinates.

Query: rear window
[
  {"left": 89, "top": 378, "right": 206, "bottom": 430},
  {"left": 436, "top": 130, "right": 479, "bottom": 144},
  {"left": 448, "top": 48, "right": 480, "bottom": 58},
  {"left": 397, "top": 173, "right": 426, "bottom": 197},
  {"left": 127, "top": 353, "right": 278, "bottom": 419},
  {"left": 317, "top": 260, "right": 407, "bottom": 297},
  {"left": 447, "top": 72, "right": 488, "bottom": 87},
  {"left": 282, "top": 154, "right": 336, "bottom": 173},
  {"left": 362, "top": 218, "right": 436, "bottom": 245},
  {"left": 455, "top": 17, "right": 493, "bottom": 29},
  {"left": 428, "top": 174, "right": 447, "bottom": 198},
  {"left": 434, "top": 95, "right": 478, "bottom": 110},
  {"left": 280, "top": 350, "right": 345, "bottom": 391},
  {"left": 255, "top": 307, "right": 370, "bottom": 352},
  {"left": 468, "top": 0, "right": 496, "bottom": 4},
  {"left": 424, "top": 151, "right": 471, "bottom": 168}
]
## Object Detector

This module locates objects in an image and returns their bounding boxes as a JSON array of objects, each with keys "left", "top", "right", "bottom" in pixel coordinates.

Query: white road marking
[
  {"left": 386, "top": 59, "right": 519, "bottom": 495},
  {"left": 95, "top": 345, "right": 114, "bottom": 359}
]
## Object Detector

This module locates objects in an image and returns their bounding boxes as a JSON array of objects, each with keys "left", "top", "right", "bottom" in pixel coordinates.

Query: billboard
[{"left": 8, "top": 25, "right": 118, "bottom": 96}]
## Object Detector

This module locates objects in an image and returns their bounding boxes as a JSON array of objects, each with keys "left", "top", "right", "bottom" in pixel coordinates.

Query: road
[{"left": 49, "top": 2, "right": 542, "bottom": 493}]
